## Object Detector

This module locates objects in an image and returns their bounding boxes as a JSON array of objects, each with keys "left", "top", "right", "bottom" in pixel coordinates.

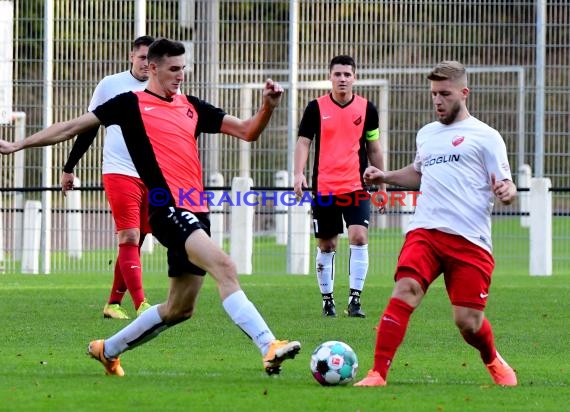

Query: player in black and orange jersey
[
  {"left": 0, "top": 38, "right": 300, "bottom": 377},
  {"left": 294, "top": 55, "right": 386, "bottom": 318}
]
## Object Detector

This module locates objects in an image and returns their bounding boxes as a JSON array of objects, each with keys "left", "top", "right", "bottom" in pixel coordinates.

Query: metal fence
[{"left": 0, "top": 0, "right": 568, "bottom": 276}]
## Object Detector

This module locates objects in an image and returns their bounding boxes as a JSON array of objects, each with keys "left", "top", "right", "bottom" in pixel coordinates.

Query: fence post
[
  {"left": 274, "top": 170, "right": 288, "bottom": 245},
  {"left": 518, "top": 164, "right": 531, "bottom": 228},
  {"left": 21, "top": 200, "right": 41, "bottom": 274},
  {"left": 208, "top": 172, "right": 225, "bottom": 249},
  {"left": 140, "top": 234, "right": 154, "bottom": 254},
  {"left": 230, "top": 177, "right": 253, "bottom": 274},
  {"left": 287, "top": 200, "right": 311, "bottom": 275},
  {"left": 400, "top": 193, "right": 414, "bottom": 233},
  {"left": 529, "top": 178, "right": 552, "bottom": 276},
  {"left": 13, "top": 112, "right": 26, "bottom": 261},
  {"left": 0, "top": 193, "right": 4, "bottom": 272},
  {"left": 65, "top": 177, "right": 82, "bottom": 259}
]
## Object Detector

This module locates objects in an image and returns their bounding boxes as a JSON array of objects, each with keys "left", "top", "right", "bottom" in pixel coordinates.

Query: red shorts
[
  {"left": 103, "top": 173, "right": 151, "bottom": 234},
  {"left": 395, "top": 228, "right": 495, "bottom": 310}
]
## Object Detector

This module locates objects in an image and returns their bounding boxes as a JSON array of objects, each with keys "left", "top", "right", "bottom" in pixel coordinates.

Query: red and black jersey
[
  {"left": 93, "top": 89, "right": 226, "bottom": 213},
  {"left": 298, "top": 93, "right": 379, "bottom": 195}
]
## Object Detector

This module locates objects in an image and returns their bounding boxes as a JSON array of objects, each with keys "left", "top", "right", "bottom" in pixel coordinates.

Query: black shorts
[
  {"left": 149, "top": 207, "right": 211, "bottom": 277},
  {"left": 311, "top": 190, "right": 371, "bottom": 239}
]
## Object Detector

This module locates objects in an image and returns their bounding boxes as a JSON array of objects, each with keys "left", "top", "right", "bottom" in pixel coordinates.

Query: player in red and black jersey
[
  {"left": 294, "top": 55, "right": 386, "bottom": 318},
  {"left": 0, "top": 38, "right": 300, "bottom": 377}
]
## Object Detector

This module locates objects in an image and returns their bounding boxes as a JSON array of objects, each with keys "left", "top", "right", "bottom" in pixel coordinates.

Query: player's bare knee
[
  {"left": 215, "top": 255, "right": 237, "bottom": 277},
  {"left": 392, "top": 278, "right": 423, "bottom": 305},
  {"left": 318, "top": 239, "right": 336, "bottom": 253},
  {"left": 397, "top": 278, "right": 422, "bottom": 295},
  {"left": 118, "top": 229, "right": 140, "bottom": 245},
  {"left": 349, "top": 236, "right": 367, "bottom": 246},
  {"left": 348, "top": 229, "right": 368, "bottom": 245},
  {"left": 454, "top": 311, "right": 483, "bottom": 335},
  {"left": 210, "top": 256, "right": 240, "bottom": 288},
  {"left": 455, "top": 319, "right": 478, "bottom": 335}
]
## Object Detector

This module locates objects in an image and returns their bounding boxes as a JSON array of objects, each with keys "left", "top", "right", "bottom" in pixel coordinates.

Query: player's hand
[
  {"left": 0, "top": 139, "right": 18, "bottom": 155},
  {"left": 262, "top": 78, "right": 284, "bottom": 109},
  {"left": 363, "top": 166, "right": 385, "bottom": 186},
  {"left": 372, "top": 186, "right": 387, "bottom": 214},
  {"left": 491, "top": 173, "right": 517, "bottom": 205},
  {"left": 293, "top": 173, "right": 308, "bottom": 199},
  {"left": 60, "top": 172, "right": 75, "bottom": 196},
  {"left": 374, "top": 196, "right": 387, "bottom": 214}
]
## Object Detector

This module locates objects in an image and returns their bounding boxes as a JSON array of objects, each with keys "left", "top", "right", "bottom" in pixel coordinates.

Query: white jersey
[
  {"left": 408, "top": 116, "right": 512, "bottom": 252},
  {"left": 87, "top": 70, "right": 148, "bottom": 177}
]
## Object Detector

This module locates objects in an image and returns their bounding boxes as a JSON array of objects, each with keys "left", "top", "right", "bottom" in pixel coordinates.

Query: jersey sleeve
[
  {"left": 186, "top": 95, "right": 227, "bottom": 135},
  {"left": 298, "top": 100, "right": 320, "bottom": 140},
  {"left": 483, "top": 130, "right": 512, "bottom": 181},
  {"left": 64, "top": 77, "right": 111, "bottom": 172},
  {"left": 92, "top": 92, "right": 134, "bottom": 127},
  {"left": 412, "top": 151, "right": 422, "bottom": 172},
  {"left": 87, "top": 76, "right": 113, "bottom": 111},
  {"left": 364, "top": 101, "right": 380, "bottom": 141},
  {"left": 412, "top": 129, "right": 423, "bottom": 172},
  {"left": 63, "top": 126, "right": 100, "bottom": 173}
]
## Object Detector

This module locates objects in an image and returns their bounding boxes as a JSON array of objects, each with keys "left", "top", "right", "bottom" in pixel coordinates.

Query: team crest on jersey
[
  {"left": 352, "top": 115, "right": 362, "bottom": 126},
  {"left": 187, "top": 108, "right": 194, "bottom": 118},
  {"left": 452, "top": 136, "right": 465, "bottom": 146}
]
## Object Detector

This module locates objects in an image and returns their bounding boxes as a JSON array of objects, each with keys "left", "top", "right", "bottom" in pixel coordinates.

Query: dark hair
[
  {"left": 147, "top": 38, "right": 186, "bottom": 63},
  {"left": 329, "top": 55, "right": 356, "bottom": 72},
  {"left": 132, "top": 35, "right": 155, "bottom": 50}
]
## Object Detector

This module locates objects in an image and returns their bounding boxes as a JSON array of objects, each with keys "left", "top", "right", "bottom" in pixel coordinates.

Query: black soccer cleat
[
  {"left": 322, "top": 298, "right": 337, "bottom": 317},
  {"left": 346, "top": 297, "right": 366, "bottom": 318}
]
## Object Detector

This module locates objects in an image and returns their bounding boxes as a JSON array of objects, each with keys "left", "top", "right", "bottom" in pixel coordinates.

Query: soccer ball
[{"left": 310, "top": 340, "right": 358, "bottom": 386}]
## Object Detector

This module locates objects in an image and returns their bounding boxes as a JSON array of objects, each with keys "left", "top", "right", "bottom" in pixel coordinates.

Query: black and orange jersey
[
  {"left": 93, "top": 89, "right": 226, "bottom": 213},
  {"left": 298, "top": 93, "right": 379, "bottom": 195}
]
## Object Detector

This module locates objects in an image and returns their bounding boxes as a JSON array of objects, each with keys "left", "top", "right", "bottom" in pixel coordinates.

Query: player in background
[
  {"left": 294, "top": 55, "right": 386, "bottom": 318},
  {"left": 0, "top": 38, "right": 301, "bottom": 377},
  {"left": 61, "top": 35, "right": 155, "bottom": 319},
  {"left": 354, "top": 60, "right": 518, "bottom": 387}
]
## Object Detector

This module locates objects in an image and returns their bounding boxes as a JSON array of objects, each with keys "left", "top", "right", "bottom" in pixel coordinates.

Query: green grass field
[
  {"left": 35, "top": 216, "right": 570, "bottom": 277},
  {"left": 1, "top": 268, "right": 570, "bottom": 411}
]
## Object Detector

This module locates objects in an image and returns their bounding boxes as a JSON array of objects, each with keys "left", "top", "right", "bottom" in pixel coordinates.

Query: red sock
[
  {"left": 108, "top": 259, "right": 127, "bottom": 304},
  {"left": 460, "top": 317, "right": 496, "bottom": 364},
  {"left": 118, "top": 243, "right": 145, "bottom": 310},
  {"left": 373, "top": 297, "right": 414, "bottom": 379}
]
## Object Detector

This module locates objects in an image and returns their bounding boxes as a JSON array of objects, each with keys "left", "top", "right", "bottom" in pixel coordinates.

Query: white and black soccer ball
[{"left": 310, "top": 340, "right": 358, "bottom": 386}]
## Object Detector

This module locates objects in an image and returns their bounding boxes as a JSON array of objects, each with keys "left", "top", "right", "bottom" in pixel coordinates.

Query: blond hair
[{"left": 427, "top": 61, "right": 467, "bottom": 84}]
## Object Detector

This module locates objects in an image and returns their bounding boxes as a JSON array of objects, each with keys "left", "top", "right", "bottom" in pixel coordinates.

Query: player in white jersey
[
  {"left": 60, "top": 36, "right": 155, "bottom": 320},
  {"left": 355, "top": 61, "right": 518, "bottom": 387}
]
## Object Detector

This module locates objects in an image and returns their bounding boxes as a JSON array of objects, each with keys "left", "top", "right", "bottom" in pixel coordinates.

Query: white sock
[
  {"left": 104, "top": 305, "right": 167, "bottom": 358},
  {"left": 316, "top": 248, "right": 335, "bottom": 295},
  {"left": 222, "top": 290, "right": 276, "bottom": 356},
  {"left": 349, "top": 244, "right": 368, "bottom": 301}
]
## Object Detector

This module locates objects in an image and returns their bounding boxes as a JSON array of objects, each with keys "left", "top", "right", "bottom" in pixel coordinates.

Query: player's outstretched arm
[
  {"left": 220, "top": 78, "right": 284, "bottom": 142},
  {"left": 364, "top": 164, "right": 421, "bottom": 189},
  {"left": 0, "top": 112, "right": 101, "bottom": 155}
]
